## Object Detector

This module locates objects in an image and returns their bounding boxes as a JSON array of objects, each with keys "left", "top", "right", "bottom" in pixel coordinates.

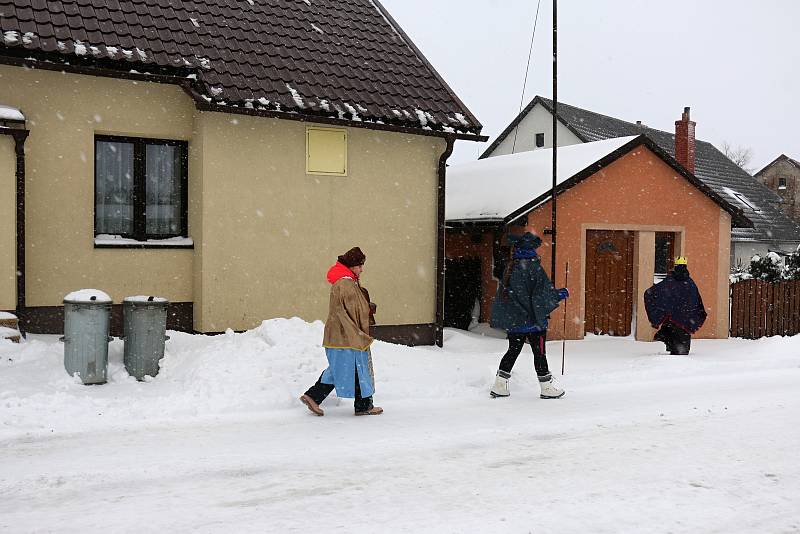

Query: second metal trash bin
[
  {"left": 123, "top": 296, "right": 169, "bottom": 380},
  {"left": 62, "top": 289, "right": 113, "bottom": 385}
]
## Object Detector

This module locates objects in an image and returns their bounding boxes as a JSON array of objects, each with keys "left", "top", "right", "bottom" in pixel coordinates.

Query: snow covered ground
[{"left": 1, "top": 320, "right": 799, "bottom": 533}]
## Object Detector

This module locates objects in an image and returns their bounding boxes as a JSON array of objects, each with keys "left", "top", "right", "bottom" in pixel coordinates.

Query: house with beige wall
[
  {"left": 445, "top": 135, "right": 752, "bottom": 341},
  {"left": 0, "top": 0, "right": 484, "bottom": 345}
]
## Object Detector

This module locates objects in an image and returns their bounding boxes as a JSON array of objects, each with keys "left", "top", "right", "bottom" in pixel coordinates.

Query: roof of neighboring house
[
  {"left": 481, "top": 96, "right": 800, "bottom": 243},
  {"left": 447, "top": 135, "right": 752, "bottom": 229},
  {"left": 0, "top": 0, "right": 482, "bottom": 137},
  {"left": 755, "top": 154, "right": 800, "bottom": 176}
]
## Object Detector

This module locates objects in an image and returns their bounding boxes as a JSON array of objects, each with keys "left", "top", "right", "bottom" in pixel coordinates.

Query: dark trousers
[
  {"left": 498, "top": 331, "right": 551, "bottom": 380},
  {"left": 654, "top": 322, "right": 691, "bottom": 355},
  {"left": 304, "top": 369, "right": 373, "bottom": 413}
]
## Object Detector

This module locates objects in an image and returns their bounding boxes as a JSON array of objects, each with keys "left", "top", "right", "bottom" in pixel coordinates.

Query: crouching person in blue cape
[
  {"left": 300, "top": 247, "right": 383, "bottom": 417},
  {"left": 644, "top": 256, "right": 707, "bottom": 355}
]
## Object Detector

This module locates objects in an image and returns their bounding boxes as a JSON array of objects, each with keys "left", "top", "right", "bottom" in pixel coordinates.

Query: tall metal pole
[{"left": 551, "top": 0, "right": 558, "bottom": 282}]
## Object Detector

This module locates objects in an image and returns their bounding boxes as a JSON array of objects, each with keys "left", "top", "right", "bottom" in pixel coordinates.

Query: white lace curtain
[
  {"left": 95, "top": 140, "right": 134, "bottom": 235},
  {"left": 146, "top": 144, "right": 182, "bottom": 236}
]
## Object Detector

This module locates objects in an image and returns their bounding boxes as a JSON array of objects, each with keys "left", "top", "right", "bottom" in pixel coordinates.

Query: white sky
[{"left": 380, "top": 0, "right": 800, "bottom": 170}]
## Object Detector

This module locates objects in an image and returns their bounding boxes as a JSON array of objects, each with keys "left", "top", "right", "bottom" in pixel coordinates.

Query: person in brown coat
[{"left": 300, "top": 247, "right": 383, "bottom": 416}]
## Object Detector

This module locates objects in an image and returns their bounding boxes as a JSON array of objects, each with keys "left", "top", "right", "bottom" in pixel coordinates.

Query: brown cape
[{"left": 322, "top": 277, "right": 373, "bottom": 351}]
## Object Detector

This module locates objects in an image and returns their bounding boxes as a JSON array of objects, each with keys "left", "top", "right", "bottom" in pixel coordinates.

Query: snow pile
[
  {"left": 2, "top": 318, "right": 800, "bottom": 442},
  {"left": 2, "top": 322, "right": 800, "bottom": 532},
  {"left": 0, "top": 318, "right": 514, "bottom": 439}
]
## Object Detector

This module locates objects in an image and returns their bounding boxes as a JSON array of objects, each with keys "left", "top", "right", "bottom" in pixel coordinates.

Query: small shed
[{"left": 445, "top": 135, "right": 752, "bottom": 341}]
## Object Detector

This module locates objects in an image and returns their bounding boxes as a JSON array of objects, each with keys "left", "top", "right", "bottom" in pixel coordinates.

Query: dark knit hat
[
  {"left": 338, "top": 247, "right": 366, "bottom": 268},
  {"left": 507, "top": 232, "right": 542, "bottom": 251}
]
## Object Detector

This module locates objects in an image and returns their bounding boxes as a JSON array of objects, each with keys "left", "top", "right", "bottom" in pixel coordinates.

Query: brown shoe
[
  {"left": 354, "top": 406, "right": 383, "bottom": 416},
  {"left": 300, "top": 395, "right": 324, "bottom": 416}
]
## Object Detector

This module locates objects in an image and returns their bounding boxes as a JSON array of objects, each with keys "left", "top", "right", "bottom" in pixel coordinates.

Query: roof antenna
[{"left": 511, "top": 0, "right": 542, "bottom": 154}]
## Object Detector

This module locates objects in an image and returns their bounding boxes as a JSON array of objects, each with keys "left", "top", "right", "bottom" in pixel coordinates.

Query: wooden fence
[{"left": 730, "top": 279, "right": 800, "bottom": 339}]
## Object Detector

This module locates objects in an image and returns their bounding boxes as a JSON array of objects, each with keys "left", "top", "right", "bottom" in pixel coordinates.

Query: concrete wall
[
  {"left": 523, "top": 146, "right": 731, "bottom": 340},
  {"left": 0, "top": 135, "right": 14, "bottom": 310},
  {"left": 487, "top": 103, "right": 582, "bottom": 157},
  {"left": 0, "top": 65, "right": 194, "bottom": 307},
  {"left": 192, "top": 112, "right": 445, "bottom": 332}
]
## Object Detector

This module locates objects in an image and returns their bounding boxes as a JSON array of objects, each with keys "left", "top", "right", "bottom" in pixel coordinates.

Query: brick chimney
[{"left": 674, "top": 106, "right": 696, "bottom": 174}]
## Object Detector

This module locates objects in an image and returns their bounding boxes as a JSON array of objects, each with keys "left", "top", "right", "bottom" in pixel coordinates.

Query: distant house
[
  {"left": 0, "top": 0, "right": 484, "bottom": 345},
  {"left": 445, "top": 135, "right": 751, "bottom": 341},
  {"left": 480, "top": 96, "right": 800, "bottom": 267},
  {"left": 755, "top": 155, "right": 800, "bottom": 225}
]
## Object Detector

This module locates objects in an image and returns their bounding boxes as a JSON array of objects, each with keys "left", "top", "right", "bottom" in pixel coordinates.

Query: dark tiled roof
[
  {"left": 0, "top": 0, "right": 482, "bottom": 135},
  {"left": 485, "top": 96, "right": 800, "bottom": 244}
]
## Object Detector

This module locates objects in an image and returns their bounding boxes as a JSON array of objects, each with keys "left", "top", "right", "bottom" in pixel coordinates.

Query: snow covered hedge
[{"left": 734, "top": 245, "right": 800, "bottom": 283}]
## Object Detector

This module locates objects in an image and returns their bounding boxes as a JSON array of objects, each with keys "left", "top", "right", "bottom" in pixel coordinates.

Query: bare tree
[{"left": 721, "top": 141, "right": 755, "bottom": 174}]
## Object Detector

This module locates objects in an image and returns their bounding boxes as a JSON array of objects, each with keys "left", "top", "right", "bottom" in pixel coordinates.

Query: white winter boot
[
  {"left": 538, "top": 374, "right": 565, "bottom": 399},
  {"left": 490, "top": 370, "right": 511, "bottom": 398}
]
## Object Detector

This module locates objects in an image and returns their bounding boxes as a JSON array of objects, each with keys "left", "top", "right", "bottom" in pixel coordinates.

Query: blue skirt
[{"left": 320, "top": 348, "right": 374, "bottom": 398}]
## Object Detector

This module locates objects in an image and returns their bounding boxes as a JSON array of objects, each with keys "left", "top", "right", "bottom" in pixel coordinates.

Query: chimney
[{"left": 674, "top": 106, "right": 696, "bottom": 173}]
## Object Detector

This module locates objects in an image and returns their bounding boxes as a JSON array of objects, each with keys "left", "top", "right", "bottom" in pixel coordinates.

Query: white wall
[{"left": 487, "top": 103, "right": 582, "bottom": 157}]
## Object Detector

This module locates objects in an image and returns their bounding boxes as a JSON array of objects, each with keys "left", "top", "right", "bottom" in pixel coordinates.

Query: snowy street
[{"left": 1, "top": 323, "right": 799, "bottom": 533}]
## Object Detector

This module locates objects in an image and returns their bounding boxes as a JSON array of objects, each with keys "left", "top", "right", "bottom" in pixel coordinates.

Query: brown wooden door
[{"left": 585, "top": 230, "right": 634, "bottom": 336}]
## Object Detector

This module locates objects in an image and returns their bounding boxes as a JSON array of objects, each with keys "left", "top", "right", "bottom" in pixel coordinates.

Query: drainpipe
[
  {"left": 14, "top": 129, "right": 28, "bottom": 322},
  {"left": 435, "top": 136, "right": 455, "bottom": 347},
  {"left": 0, "top": 122, "right": 28, "bottom": 330}
]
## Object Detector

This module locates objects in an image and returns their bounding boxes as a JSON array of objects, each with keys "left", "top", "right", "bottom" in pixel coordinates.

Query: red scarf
[{"left": 326, "top": 261, "right": 358, "bottom": 285}]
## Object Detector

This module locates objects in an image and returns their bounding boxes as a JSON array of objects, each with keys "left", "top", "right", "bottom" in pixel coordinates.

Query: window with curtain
[{"left": 95, "top": 136, "right": 187, "bottom": 240}]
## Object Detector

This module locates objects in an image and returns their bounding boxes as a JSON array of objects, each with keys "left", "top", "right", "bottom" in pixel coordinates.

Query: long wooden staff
[{"left": 561, "top": 261, "right": 569, "bottom": 375}]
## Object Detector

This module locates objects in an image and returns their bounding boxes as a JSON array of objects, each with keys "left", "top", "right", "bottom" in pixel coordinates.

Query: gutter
[{"left": 181, "top": 82, "right": 487, "bottom": 142}]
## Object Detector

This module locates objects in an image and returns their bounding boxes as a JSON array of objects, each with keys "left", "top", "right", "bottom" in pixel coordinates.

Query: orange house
[{"left": 445, "top": 135, "right": 752, "bottom": 341}]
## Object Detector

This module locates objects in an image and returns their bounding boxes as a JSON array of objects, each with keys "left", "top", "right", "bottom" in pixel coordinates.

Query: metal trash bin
[
  {"left": 62, "top": 289, "right": 112, "bottom": 385},
  {"left": 122, "top": 296, "right": 169, "bottom": 381}
]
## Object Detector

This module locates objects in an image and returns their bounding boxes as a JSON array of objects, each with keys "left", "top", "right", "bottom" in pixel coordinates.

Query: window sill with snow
[{"left": 94, "top": 235, "right": 194, "bottom": 249}]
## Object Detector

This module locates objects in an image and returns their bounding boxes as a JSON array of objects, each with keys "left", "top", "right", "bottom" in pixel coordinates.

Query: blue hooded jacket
[
  {"left": 644, "top": 265, "right": 707, "bottom": 334},
  {"left": 490, "top": 233, "right": 563, "bottom": 333}
]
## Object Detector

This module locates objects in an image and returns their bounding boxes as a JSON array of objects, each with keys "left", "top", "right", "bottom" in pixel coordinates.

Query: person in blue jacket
[
  {"left": 489, "top": 232, "right": 569, "bottom": 399},
  {"left": 644, "top": 256, "right": 707, "bottom": 355}
]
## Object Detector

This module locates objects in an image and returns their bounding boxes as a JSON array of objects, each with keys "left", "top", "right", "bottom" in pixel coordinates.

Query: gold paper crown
[{"left": 675, "top": 256, "right": 688, "bottom": 265}]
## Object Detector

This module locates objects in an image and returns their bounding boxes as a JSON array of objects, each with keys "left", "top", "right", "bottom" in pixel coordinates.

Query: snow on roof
[
  {"left": 0, "top": 104, "right": 24, "bottom": 121},
  {"left": 446, "top": 136, "right": 637, "bottom": 221}
]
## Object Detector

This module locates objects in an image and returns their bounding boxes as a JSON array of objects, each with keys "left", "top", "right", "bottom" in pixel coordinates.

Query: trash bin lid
[
  {"left": 123, "top": 295, "right": 169, "bottom": 304},
  {"left": 63, "top": 289, "right": 112, "bottom": 304}
]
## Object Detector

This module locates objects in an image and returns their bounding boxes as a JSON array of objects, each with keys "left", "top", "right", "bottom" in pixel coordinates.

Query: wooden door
[{"left": 585, "top": 230, "right": 634, "bottom": 336}]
